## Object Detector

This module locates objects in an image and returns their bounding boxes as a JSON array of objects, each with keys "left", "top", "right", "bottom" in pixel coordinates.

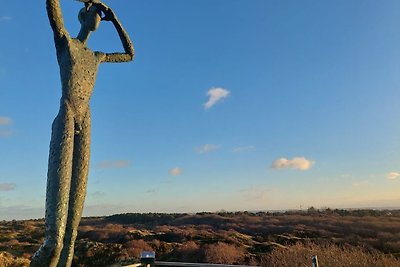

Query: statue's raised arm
[
  {"left": 46, "top": 0, "right": 69, "bottom": 40},
  {"left": 95, "top": 2, "right": 134, "bottom": 63}
]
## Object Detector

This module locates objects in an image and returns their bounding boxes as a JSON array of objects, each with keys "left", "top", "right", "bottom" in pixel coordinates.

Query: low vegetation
[{"left": 1, "top": 208, "right": 400, "bottom": 266}]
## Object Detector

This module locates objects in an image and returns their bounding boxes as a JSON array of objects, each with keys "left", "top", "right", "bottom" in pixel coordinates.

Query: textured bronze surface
[{"left": 30, "top": 1, "right": 134, "bottom": 266}]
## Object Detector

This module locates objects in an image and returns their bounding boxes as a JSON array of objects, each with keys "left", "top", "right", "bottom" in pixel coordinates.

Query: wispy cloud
[
  {"left": 0, "top": 16, "right": 12, "bottom": 22},
  {"left": 169, "top": 167, "right": 183, "bottom": 176},
  {"left": 196, "top": 144, "right": 220, "bottom": 154},
  {"left": 271, "top": 157, "right": 314, "bottom": 171},
  {"left": 96, "top": 160, "right": 131, "bottom": 169},
  {"left": 145, "top": 189, "right": 157, "bottom": 194},
  {"left": 232, "top": 145, "right": 255, "bottom": 153},
  {"left": 83, "top": 204, "right": 131, "bottom": 217},
  {"left": 0, "top": 117, "right": 12, "bottom": 125},
  {"left": 0, "top": 183, "right": 16, "bottom": 191},
  {"left": 0, "top": 117, "right": 13, "bottom": 137},
  {"left": 352, "top": 180, "right": 372, "bottom": 187},
  {"left": 91, "top": 191, "right": 106, "bottom": 198},
  {"left": 387, "top": 172, "right": 400, "bottom": 180},
  {"left": 240, "top": 186, "right": 273, "bottom": 201},
  {"left": 204, "top": 87, "right": 230, "bottom": 109},
  {"left": 0, "top": 130, "right": 13, "bottom": 137},
  {"left": 0, "top": 205, "right": 43, "bottom": 221}
]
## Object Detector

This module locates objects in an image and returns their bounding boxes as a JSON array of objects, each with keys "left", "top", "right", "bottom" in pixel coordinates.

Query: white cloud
[
  {"left": 96, "top": 160, "right": 131, "bottom": 169},
  {"left": 196, "top": 144, "right": 220, "bottom": 154},
  {"left": 271, "top": 157, "right": 314, "bottom": 171},
  {"left": 0, "top": 183, "right": 16, "bottom": 191},
  {"left": 387, "top": 172, "right": 400, "bottom": 180},
  {"left": 169, "top": 167, "right": 183, "bottom": 176},
  {"left": 0, "top": 116, "right": 12, "bottom": 125},
  {"left": 204, "top": 87, "right": 230, "bottom": 109},
  {"left": 232, "top": 145, "right": 255, "bottom": 153}
]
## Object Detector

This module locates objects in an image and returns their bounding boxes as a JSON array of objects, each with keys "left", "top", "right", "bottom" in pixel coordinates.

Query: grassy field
[{"left": 1, "top": 209, "right": 400, "bottom": 266}]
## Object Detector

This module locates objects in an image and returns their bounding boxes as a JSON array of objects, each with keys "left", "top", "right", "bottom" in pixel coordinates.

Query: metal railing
[
  {"left": 123, "top": 251, "right": 319, "bottom": 267},
  {"left": 124, "top": 259, "right": 319, "bottom": 267},
  {"left": 125, "top": 263, "right": 256, "bottom": 267}
]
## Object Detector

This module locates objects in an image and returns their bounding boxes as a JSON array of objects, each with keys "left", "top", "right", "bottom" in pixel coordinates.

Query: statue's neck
[{"left": 77, "top": 28, "right": 92, "bottom": 45}]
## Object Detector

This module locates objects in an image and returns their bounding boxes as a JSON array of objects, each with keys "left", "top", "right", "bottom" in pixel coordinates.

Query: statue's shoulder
[{"left": 54, "top": 35, "right": 71, "bottom": 57}]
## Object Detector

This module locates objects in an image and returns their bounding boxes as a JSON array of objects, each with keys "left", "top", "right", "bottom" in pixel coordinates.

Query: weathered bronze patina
[{"left": 30, "top": 1, "right": 134, "bottom": 266}]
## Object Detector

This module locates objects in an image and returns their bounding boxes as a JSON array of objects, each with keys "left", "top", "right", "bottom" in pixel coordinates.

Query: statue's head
[{"left": 78, "top": 5, "right": 101, "bottom": 32}]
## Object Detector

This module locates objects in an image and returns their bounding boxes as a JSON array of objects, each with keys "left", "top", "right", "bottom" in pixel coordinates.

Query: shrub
[
  {"left": 174, "top": 241, "right": 203, "bottom": 262},
  {"left": 0, "top": 251, "right": 30, "bottom": 267},
  {"left": 203, "top": 242, "right": 245, "bottom": 264},
  {"left": 261, "top": 242, "right": 400, "bottom": 267},
  {"left": 73, "top": 240, "right": 124, "bottom": 267},
  {"left": 123, "top": 239, "right": 154, "bottom": 258}
]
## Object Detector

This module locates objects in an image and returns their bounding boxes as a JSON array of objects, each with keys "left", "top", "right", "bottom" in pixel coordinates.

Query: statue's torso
[{"left": 57, "top": 37, "right": 101, "bottom": 118}]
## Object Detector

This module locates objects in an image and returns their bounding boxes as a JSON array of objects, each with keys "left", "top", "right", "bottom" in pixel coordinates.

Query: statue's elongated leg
[
  {"left": 30, "top": 102, "right": 75, "bottom": 267},
  {"left": 58, "top": 111, "right": 91, "bottom": 267}
]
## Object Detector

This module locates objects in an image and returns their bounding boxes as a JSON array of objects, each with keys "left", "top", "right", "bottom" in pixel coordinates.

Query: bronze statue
[{"left": 30, "top": 1, "right": 134, "bottom": 266}]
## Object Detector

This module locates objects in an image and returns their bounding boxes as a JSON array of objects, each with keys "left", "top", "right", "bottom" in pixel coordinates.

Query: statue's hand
[
  {"left": 102, "top": 9, "right": 115, "bottom": 21},
  {"left": 94, "top": 2, "right": 115, "bottom": 21}
]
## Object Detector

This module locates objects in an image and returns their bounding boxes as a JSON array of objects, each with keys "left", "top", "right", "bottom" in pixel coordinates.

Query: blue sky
[{"left": 1, "top": 0, "right": 400, "bottom": 220}]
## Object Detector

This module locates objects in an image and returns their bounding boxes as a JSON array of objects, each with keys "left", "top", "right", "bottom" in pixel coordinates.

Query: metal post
[
  {"left": 312, "top": 255, "right": 319, "bottom": 267},
  {"left": 141, "top": 251, "right": 156, "bottom": 267}
]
